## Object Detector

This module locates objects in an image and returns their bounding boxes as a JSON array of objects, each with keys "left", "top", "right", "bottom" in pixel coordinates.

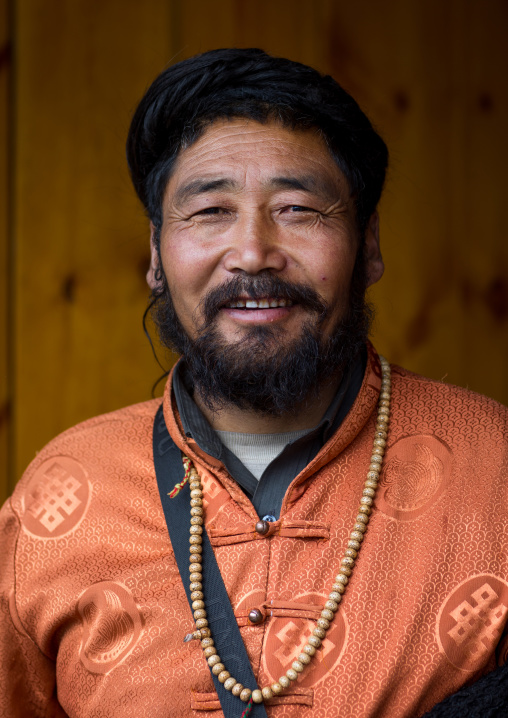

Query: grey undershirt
[
  {"left": 216, "top": 428, "right": 311, "bottom": 480},
  {"left": 172, "top": 346, "right": 367, "bottom": 520}
]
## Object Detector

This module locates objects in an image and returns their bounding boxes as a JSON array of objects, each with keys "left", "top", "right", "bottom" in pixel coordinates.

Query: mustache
[{"left": 198, "top": 274, "right": 329, "bottom": 325}]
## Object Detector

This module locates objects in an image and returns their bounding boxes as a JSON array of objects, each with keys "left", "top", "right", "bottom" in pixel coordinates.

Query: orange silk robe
[{"left": 1, "top": 346, "right": 507, "bottom": 718}]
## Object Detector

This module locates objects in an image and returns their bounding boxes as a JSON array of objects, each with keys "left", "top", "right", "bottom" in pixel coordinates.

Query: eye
[
  {"left": 196, "top": 207, "right": 227, "bottom": 216},
  {"left": 289, "top": 204, "right": 317, "bottom": 212},
  {"left": 281, "top": 205, "right": 320, "bottom": 216}
]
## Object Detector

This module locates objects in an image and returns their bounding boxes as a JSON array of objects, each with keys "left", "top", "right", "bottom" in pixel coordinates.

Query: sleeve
[{"left": 0, "top": 499, "right": 67, "bottom": 718}]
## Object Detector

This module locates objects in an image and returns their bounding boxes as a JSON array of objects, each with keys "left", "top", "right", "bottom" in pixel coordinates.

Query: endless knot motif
[
  {"left": 23, "top": 456, "right": 90, "bottom": 538},
  {"left": 27, "top": 462, "right": 82, "bottom": 532},
  {"left": 273, "top": 621, "right": 313, "bottom": 663},
  {"left": 447, "top": 583, "right": 508, "bottom": 661},
  {"left": 437, "top": 575, "right": 508, "bottom": 671},
  {"left": 263, "top": 592, "right": 348, "bottom": 688}
]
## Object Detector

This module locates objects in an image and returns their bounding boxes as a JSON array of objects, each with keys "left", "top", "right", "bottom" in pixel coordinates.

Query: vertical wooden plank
[
  {"left": 0, "top": 0, "right": 11, "bottom": 502},
  {"left": 327, "top": 0, "right": 508, "bottom": 404},
  {"left": 174, "top": 0, "right": 334, "bottom": 70},
  {"left": 13, "top": 0, "right": 174, "bottom": 481}
]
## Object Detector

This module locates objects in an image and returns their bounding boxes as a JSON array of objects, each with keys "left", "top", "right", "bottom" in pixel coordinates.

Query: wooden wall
[{"left": 2, "top": 0, "right": 507, "bottom": 502}]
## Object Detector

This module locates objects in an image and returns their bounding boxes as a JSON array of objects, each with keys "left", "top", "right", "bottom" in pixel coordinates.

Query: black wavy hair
[{"left": 126, "top": 48, "right": 388, "bottom": 242}]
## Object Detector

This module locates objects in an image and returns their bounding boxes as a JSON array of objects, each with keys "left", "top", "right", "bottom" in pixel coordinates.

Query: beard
[{"left": 150, "top": 253, "right": 372, "bottom": 417}]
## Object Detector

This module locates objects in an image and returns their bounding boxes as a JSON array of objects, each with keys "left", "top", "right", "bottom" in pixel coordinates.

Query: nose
[{"left": 222, "top": 213, "right": 287, "bottom": 275}]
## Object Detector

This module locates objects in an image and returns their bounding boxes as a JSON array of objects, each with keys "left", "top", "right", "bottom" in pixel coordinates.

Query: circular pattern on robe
[
  {"left": 22, "top": 456, "right": 91, "bottom": 538},
  {"left": 376, "top": 435, "right": 451, "bottom": 521},
  {"left": 262, "top": 592, "right": 348, "bottom": 688},
  {"left": 78, "top": 581, "right": 143, "bottom": 674},
  {"left": 436, "top": 574, "right": 508, "bottom": 672}
]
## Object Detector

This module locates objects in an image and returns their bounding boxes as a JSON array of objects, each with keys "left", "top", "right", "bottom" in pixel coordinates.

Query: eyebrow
[
  {"left": 173, "top": 173, "right": 339, "bottom": 207},
  {"left": 173, "top": 178, "right": 237, "bottom": 207},
  {"left": 270, "top": 175, "right": 339, "bottom": 202}
]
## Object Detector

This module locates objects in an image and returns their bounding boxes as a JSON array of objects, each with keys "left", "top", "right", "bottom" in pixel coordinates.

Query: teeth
[{"left": 227, "top": 298, "right": 293, "bottom": 309}]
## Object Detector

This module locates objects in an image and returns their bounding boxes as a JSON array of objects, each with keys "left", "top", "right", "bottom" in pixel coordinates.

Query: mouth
[{"left": 224, "top": 297, "right": 294, "bottom": 310}]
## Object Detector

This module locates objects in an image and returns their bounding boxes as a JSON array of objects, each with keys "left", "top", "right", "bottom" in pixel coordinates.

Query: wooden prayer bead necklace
[{"left": 181, "top": 356, "right": 391, "bottom": 711}]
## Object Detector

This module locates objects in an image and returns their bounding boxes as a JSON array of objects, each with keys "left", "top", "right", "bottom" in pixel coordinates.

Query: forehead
[{"left": 165, "top": 118, "right": 349, "bottom": 198}]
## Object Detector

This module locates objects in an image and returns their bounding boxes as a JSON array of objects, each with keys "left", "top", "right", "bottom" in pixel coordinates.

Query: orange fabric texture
[{"left": 1, "top": 346, "right": 507, "bottom": 717}]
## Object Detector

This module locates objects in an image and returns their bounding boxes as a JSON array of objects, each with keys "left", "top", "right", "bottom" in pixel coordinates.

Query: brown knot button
[
  {"left": 255, "top": 520, "right": 269, "bottom": 535},
  {"left": 248, "top": 608, "right": 264, "bottom": 624}
]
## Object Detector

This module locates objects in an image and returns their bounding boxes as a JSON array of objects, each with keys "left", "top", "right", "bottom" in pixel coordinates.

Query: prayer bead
[
  {"left": 218, "top": 670, "right": 230, "bottom": 683},
  {"left": 350, "top": 531, "right": 363, "bottom": 541},
  {"left": 286, "top": 668, "right": 298, "bottom": 681},
  {"left": 224, "top": 677, "right": 236, "bottom": 691},
  {"left": 232, "top": 683, "right": 244, "bottom": 697},
  {"left": 321, "top": 609, "right": 334, "bottom": 621},
  {"left": 332, "top": 582, "right": 346, "bottom": 594},
  {"left": 252, "top": 689, "right": 263, "bottom": 703},
  {"left": 261, "top": 687, "right": 273, "bottom": 700},
  {"left": 240, "top": 689, "right": 252, "bottom": 702},
  {"left": 271, "top": 682, "right": 283, "bottom": 694},
  {"left": 292, "top": 660, "right": 304, "bottom": 673},
  {"left": 298, "top": 652, "right": 311, "bottom": 665},
  {"left": 278, "top": 676, "right": 291, "bottom": 689},
  {"left": 212, "top": 663, "right": 225, "bottom": 676}
]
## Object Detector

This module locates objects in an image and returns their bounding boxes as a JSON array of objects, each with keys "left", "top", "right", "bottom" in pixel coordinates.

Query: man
[{"left": 1, "top": 48, "right": 507, "bottom": 718}]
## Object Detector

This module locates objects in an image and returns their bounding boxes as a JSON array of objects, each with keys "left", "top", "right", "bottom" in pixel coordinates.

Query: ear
[
  {"left": 146, "top": 222, "right": 160, "bottom": 290},
  {"left": 363, "top": 212, "right": 384, "bottom": 288}
]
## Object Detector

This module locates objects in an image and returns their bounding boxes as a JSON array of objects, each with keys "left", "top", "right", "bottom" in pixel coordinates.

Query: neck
[{"left": 193, "top": 373, "right": 343, "bottom": 434}]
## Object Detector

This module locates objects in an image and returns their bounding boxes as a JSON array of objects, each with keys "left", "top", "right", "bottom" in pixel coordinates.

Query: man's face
[{"left": 150, "top": 118, "right": 383, "bottom": 414}]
